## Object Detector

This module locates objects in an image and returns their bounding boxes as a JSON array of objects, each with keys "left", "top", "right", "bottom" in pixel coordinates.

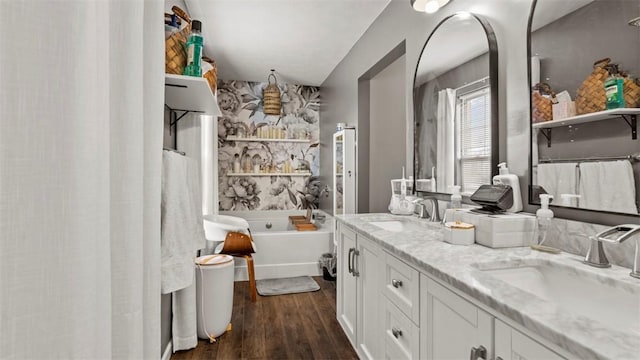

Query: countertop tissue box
[
  {"left": 552, "top": 91, "right": 576, "bottom": 120},
  {"left": 445, "top": 209, "right": 536, "bottom": 248}
]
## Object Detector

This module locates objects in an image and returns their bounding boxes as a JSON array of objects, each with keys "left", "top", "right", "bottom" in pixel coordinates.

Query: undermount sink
[
  {"left": 475, "top": 260, "right": 640, "bottom": 334},
  {"left": 369, "top": 220, "right": 427, "bottom": 233}
]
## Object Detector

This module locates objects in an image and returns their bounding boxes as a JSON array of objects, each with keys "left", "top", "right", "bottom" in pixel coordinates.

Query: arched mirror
[
  {"left": 528, "top": 0, "right": 640, "bottom": 217},
  {"left": 413, "top": 12, "right": 499, "bottom": 196}
]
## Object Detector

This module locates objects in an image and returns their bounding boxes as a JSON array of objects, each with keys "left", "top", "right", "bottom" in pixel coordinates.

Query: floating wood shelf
[
  {"left": 226, "top": 172, "right": 312, "bottom": 177},
  {"left": 225, "top": 136, "right": 311, "bottom": 143}
]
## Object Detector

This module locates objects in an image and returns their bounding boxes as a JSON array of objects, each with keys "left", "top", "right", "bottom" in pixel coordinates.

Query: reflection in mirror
[
  {"left": 413, "top": 12, "right": 498, "bottom": 196},
  {"left": 529, "top": 0, "right": 640, "bottom": 216}
]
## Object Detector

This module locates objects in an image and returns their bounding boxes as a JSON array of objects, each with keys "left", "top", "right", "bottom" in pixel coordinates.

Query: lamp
[{"left": 411, "top": 0, "right": 451, "bottom": 13}]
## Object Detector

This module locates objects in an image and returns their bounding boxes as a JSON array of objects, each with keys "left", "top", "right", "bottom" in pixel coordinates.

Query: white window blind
[{"left": 456, "top": 86, "right": 491, "bottom": 194}]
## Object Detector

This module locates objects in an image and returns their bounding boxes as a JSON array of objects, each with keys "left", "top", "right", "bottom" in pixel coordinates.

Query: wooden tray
[{"left": 295, "top": 223, "right": 317, "bottom": 231}]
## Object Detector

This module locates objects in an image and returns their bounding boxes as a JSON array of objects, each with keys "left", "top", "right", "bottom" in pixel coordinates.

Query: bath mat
[{"left": 256, "top": 276, "right": 320, "bottom": 296}]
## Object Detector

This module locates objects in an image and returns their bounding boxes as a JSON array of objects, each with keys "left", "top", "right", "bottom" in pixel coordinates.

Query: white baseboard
[
  {"left": 161, "top": 341, "right": 172, "bottom": 360},
  {"left": 233, "top": 262, "right": 321, "bottom": 281}
]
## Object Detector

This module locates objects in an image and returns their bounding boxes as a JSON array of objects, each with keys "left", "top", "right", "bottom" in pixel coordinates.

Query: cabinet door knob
[
  {"left": 469, "top": 345, "right": 487, "bottom": 360},
  {"left": 391, "top": 279, "right": 403, "bottom": 288},
  {"left": 391, "top": 327, "right": 403, "bottom": 338}
]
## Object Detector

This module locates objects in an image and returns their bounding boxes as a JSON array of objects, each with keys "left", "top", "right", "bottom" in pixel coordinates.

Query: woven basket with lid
[
  {"left": 165, "top": 6, "right": 191, "bottom": 75},
  {"left": 531, "top": 82, "right": 556, "bottom": 123},
  {"left": 575, "top": 58, "right": 611, "bottom": 115},
  {"left": 202, "top": 56, "right": 218, "bottom": 93},
  {"left": 623, "top": 75, "right": 640, "bottom": 108},
  {"left": 263, "top": 72, "right": 281, "bottom": 115}
]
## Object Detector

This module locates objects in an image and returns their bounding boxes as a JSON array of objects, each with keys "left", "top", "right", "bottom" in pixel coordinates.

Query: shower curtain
[
  {"left": 0, "top": 1, "right": 163, "bottom": 358},
  {"left": 436, "top": 88, "right": 456, "bottom": 193}
]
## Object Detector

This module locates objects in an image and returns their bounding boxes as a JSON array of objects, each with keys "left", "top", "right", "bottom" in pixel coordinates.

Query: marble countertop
[{"left": 336, "top": 213, "right": 640, "bottom": 360}]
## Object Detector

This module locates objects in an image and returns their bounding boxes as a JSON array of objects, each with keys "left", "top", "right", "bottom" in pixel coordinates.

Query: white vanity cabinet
[
  {"left": 495, "top": 319, "right": 565, "bottom": 360},
  {"left": 421, "top": 275, "right": 493, "bottom": 360},
  {"left": 336, "top": 221, "right": 571, "bottom": 360},
  {"left": 336, "top": 222, "right": 382, "bottom": 360},
  {"left": 381, "top": 251, "right": 421, "bottom": 359}
]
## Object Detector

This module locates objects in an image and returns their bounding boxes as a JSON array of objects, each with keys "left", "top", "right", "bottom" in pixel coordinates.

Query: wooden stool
[
  {"left": 219, "top": 231, "right": 257, "bottom": 303},
  {"left": 243, "top": 255, "right": 257, "bottom": 302}
]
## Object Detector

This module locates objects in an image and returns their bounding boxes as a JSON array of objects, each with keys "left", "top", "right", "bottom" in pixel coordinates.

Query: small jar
[{"left": 233, "top": 154, "right": 241, "bottom": 173}]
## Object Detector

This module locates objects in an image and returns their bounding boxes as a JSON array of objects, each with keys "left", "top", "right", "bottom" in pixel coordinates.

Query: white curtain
[
  {"left": 0, "top": 1, "right": 163, "bottom": 359},
  {"left": 436, "top": 88, "right": 456, "bottom": 193}
]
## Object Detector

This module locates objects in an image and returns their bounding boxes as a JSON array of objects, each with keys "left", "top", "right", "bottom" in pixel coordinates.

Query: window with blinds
[{"left": 456, "top": 86, "right": 491, "bottom": 194}]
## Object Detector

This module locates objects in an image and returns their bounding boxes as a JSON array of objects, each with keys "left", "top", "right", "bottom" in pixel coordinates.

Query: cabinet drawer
[
  {"left": 384, "top": 298, "right": 420, "bottom": 360},
  {"left": 383, "top": 251, "right": 420, "bottom": 322}
]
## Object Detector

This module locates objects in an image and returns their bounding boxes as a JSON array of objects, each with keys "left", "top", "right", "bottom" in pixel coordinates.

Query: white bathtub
[{"left": 220, "top": 210, "right": 334, "bottom": 281}]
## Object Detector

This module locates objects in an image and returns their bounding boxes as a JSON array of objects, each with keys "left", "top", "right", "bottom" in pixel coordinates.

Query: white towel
[
  {"left": 161, "top": 151, "right": 206, "bottom": 294},
  {"left": 536, "top": 163, "right": 578, "bottom": 203},
  {"left": 172, "top": 277, "right": 198, "bottom": 352},
  {"left": 578, "top": 160, "right": 638, "bottom": 214}
]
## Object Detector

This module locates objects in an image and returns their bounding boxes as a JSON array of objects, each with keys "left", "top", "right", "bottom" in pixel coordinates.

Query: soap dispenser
[
  {"left": 492, "top": 163, "right": 522, "bottom": 212},
  {"left": 536, "top": 194, "right": 554, "bottom": 246},
  {"left": 450, "top": 185, "right": 462, "bottom": 209}
]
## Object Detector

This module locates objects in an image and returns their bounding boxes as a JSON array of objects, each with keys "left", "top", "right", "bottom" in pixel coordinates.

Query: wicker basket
[
  {"left": 623, "top": 75, "right": 640, "bottom": 108},
  {"left": 575, "top": 58, "right": 610, "bottom": 115},
  {"left": 202, "top": 56, "right": 218, "bottom": 93},
  {"left": 532, "top": 82, "right": 555, "bottom": 123},
  {"left": 165, "top": 6, "right": 191, "bottom": 75},
  {"left": 263, "top": 73, "right": 281, "bottom": 115}
]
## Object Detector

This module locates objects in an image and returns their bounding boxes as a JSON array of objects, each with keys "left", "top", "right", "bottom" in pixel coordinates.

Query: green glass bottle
[
  {"left": 605, "top": 65, "right": 625, "bottom": 110},
  {"left": 183, "top": 20, "right": 203, "bottom": 77}
]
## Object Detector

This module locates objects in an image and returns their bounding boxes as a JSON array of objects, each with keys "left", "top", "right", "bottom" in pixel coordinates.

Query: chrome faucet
[
  {"left": 583, "top": 224, "right": 640, "bottom": 279},
  {"left": 412, "top": 197, "right": 441, "bottom": 222}
]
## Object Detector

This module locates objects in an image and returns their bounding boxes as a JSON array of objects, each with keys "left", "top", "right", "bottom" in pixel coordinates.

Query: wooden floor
[{"left": 171, "top": 277, "right": 358, "bottom": 360}]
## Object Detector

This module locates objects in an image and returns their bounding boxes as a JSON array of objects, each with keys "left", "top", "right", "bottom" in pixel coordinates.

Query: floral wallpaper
[{"left": 217, "top": 79, "right": 324, "bottom": 211}]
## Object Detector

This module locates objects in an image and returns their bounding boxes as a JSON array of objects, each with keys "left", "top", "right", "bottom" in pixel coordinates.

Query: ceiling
[{"left": 184, "top": 0, "right": 391, "bottom": 86}]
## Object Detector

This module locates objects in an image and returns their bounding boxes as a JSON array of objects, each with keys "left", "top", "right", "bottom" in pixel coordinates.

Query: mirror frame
[
  {"left": 526, "top": 0, "right": 639, "bottom": 225},
  {"left": 412, "top": 12, "right": 499, "bottom": 199}
]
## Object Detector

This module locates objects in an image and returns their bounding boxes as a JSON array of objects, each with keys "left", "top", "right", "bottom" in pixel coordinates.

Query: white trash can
[{"left": 195, "top": 254, "right": 234, "bottom": 340}]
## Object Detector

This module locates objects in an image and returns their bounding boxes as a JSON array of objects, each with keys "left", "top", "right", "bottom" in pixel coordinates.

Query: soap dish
[{"left": 530, "top": 244, "right": 561, "bottom": 254}]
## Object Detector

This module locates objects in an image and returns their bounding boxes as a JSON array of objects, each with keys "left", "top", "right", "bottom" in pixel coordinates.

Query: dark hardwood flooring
[{"left": 171, "top": 277, "right": 358, "bottom": 360}]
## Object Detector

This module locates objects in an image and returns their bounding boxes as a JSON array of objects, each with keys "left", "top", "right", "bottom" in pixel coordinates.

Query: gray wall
[
  {"left": 318, "top": 0, "right": 638, "bottom": 225},
  {"left": 319, "top": 0, "right": 522, "bottom": 215},
  {"left": 532, "top": 0, "right": 640, "bottom": 210},
  {"left": 369, "top": 55, "right": 407, "bottom": 213},
  {"left": 532, "top": 0, "right": 640, "bottom": 97}
]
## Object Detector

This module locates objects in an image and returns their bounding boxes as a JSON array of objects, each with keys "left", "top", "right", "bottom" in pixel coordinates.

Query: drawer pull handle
[
  {"left": 391, "top": 327, "right": 403, "bottom": 338},
  {"left": 469, "top": 345, "right": 487, "bottom": 360},
  {"left": 347, "top": 248, "right": 354, "bottom": 274},
  {"left": 496, "top": 357, "right": 504, "bottom": 360},
  {"left": 391, "top": 279, "right": 403, "bottom": 288}
]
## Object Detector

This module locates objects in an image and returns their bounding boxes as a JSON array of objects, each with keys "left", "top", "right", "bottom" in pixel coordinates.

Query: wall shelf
[
  {"left": 226, "top": 172, "right": 312, "bottom": 177},
  {"left": 164, "top": 74, "right": 222, "bottom": 134},
  {"left": 225, "top": 136, "right": 311, "bottom": 143},
  {"left": 532, "top": 108, "right": 638, "bottom": 147}
]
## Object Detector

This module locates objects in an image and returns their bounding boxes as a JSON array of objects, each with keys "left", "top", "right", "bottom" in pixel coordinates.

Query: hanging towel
[
  {"left": 536, "top": 163, "right": 578, "bottom": 202},
  {"left": 578, "top": 160, "right": 638, "bottom": 214},
  {"left": 172, "top": 276, "right": 198, "bottom": 352},
  {"left": 161, "top": 151, "right": 206, "bottom": 294}
]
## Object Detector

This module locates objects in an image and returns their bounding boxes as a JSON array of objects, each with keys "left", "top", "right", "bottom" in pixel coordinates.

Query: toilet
[{"left": 195, "top": 254, "right": 234, "bottom": 340}]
